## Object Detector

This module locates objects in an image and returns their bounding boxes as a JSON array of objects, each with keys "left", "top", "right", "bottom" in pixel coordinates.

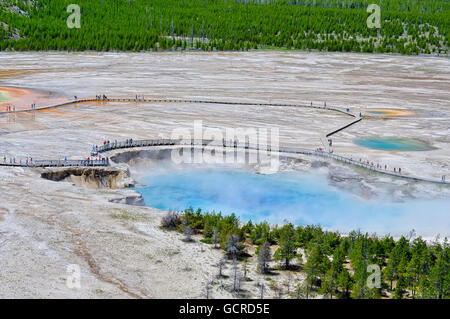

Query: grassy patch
[{"left": 111, "top": 208, "right": 148, "bottom": 222}]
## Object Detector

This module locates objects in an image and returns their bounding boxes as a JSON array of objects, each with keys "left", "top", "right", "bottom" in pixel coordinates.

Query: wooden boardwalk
[
  {"left": 0, "top": 159, "right": 108, "bottom": 168},
  {"left": 0, "top": 95, "right": 362, "bottom": 145},
  {"left": 326, "top": 117, "right": 362, "bottom": 137},
  {"left": 0, "top": 96, "right": 357, "bottom": 119},
  {"left": 93, "top": 138, "right": 449, "bottom": 185}
]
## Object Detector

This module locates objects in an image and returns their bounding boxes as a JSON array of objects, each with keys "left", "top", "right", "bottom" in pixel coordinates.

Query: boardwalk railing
[
  {"left": 0, "top": 97, "right": 357, "bottom": 119},
  {"left": 326, "top": 117, "right": 362, "bottom": 137},
  {"left": 0, "top": 159, "right": 108, "bottom": 168},
  {"left": 91, "top": 138, "right": 448, "bottom": 185},
  {"left": 101, "top": 98, "right": 356, "bottom": 116},
  {"left": 0, "top": 99, "right": 97, "bottom": 114},
  {"left": 93, "top": 138, "right": 313, "bottom": 156}
]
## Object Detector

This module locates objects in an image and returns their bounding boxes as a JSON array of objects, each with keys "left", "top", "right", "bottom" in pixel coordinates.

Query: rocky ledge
[{"left": 41, "top": 167, "right": 135, "bottom": 189}]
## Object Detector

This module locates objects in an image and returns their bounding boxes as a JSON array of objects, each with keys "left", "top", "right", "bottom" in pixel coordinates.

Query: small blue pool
[
  {"left": 354, "top": 137, "right": 433, "bottom": 151},
  {"left": 368, "top": 111, "right": 388, "bottom": 114}
]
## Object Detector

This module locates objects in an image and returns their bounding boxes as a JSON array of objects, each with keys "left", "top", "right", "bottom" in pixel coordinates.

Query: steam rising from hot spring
[{"left": 135, "top": 168, "right": 450, "bottom": 237}]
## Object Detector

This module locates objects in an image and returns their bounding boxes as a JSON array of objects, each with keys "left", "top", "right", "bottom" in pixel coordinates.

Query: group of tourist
[
  {"left": 85, "top": 154, "right": 109, "bottom": 163},
  {"left": 1, "top": 154, "right": 110, "bottom": 167},
  {"left": 3, "top": 104, "right": 37, "bottom": 112},
  {"left": 358, "top": 158, "right": 402, "bottom": 174},
  {"left": 313, "top": 142, "right": 448, "bottom": 184},
  {"left": 93, "top": 139, "right": 135, "bottom": 153},
  {"left": 2, "top": 156, "right": 32, "bottom": 165},
  {"left": 101, "top": 139, "right": 120, "bottom": 147},
  {"left": 3, "top": 156, "right": 15, "bottom": 164},
  {"left": 90, "top": 138, "right": 136, "bottom": 160},
  {"left": 4, "top": 105, "right": 15, "bottom": 112},
  {"left": 96, "top": 94, "right": 108, "bottom": 100},
  {"left": 97, "top": 139, "right": 133, "bottom": 148},
  {"left": 315, "top": 147, "right": 334, "bottom": 154}
]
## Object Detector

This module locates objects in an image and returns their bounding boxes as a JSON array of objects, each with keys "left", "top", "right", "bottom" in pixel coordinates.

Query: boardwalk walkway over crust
[
  {"left": 1, "top": 95, "right": 362, "bottom": 141},
  {"left": 0, "top": 159, "right": 108, "bottom": 168},
  {"left": 93, "top": 138, "right": 449, "bottom": 186}
]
